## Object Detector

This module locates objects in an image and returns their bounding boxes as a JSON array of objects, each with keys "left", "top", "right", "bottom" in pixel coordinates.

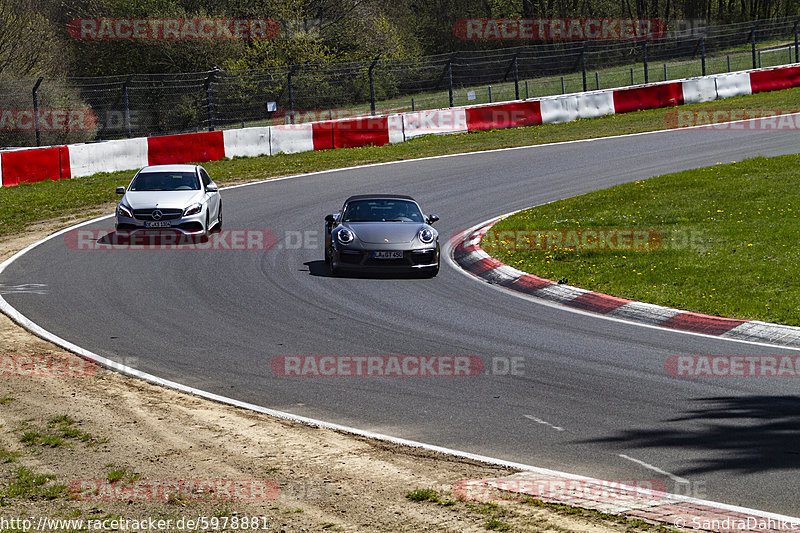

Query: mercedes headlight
[
  {"left": 183, "top": 203, "right": 202, "bottom": 216},
  {"left": 117, "top": 202, "right": 133, "bottom": 218}
]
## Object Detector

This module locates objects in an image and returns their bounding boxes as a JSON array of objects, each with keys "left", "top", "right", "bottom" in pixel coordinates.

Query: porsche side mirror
[
  {"left": 115, "top": 187, "right": 125, "bottom": 194},
  {"left": 427, "top": 214, "right": 439, "bottom": 224}
]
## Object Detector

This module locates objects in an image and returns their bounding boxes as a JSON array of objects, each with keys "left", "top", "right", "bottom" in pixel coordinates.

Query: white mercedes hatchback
[{"left": 115, "top": 164, "right": 221, "bottom": 238}]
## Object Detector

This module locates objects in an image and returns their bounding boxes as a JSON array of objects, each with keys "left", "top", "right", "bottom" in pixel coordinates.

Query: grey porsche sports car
[{"left": 324, "top": 195, "right": 440, "bottom": 276}]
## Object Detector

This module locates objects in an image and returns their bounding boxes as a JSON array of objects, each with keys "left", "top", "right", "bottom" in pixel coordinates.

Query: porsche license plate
[
  {"left": 145, "top": 221, "right": 172, "bottom": 228},
  {"left": 373, "top": 251, "right": 403, "bottom": 259}
]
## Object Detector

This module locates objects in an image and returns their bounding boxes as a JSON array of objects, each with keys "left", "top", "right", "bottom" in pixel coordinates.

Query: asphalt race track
[{"left": 3, "top": 124, "right": 800, "bottom": 515}]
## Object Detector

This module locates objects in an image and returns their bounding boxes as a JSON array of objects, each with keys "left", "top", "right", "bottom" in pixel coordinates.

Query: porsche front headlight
[
  {"left": 337, "top": 228, "right": 355, "bottom": 244},
  {"left": 419, "top": 228, "right": 435, "bottom": 244}
]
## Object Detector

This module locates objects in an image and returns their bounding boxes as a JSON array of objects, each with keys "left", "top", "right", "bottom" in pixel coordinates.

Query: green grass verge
[
  {"left": 0, "top": 447, "right": 20, "bottom": 464},
  {"left": 485, "top": 154, "right": 800, "bottom": 325},
  {"left": 2, "top": 86, "right": 800, "bottom": 238},
  {"left": 17, "top": 416, "right": 107, "bottom": 449},
  {"left": 408, "top": 487, "right": 684, "bottom": 532},
  {"left": 104, "top": 463, "right": 140, "bottom": 483},
  {"left": 0, "top": 466, "right": 66, "bottom": 504},
  {"left": 406, "top": 488, "right": 442, "bottom": 502}
]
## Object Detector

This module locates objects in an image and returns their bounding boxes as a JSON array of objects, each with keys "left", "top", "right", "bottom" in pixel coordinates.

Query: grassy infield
[
  {"left": 2, "top": 86, "right": 800, "bottom": 324},
  {"left": 487, "top": 155, "right": 800, "bottom": 325}
]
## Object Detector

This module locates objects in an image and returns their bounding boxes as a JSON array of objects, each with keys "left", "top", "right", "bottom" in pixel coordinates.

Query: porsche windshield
[
  {"left": 129, "top": 172, "right": 200, "bottom": 191},
  {"left": 342, "top": 199, "right": 423, "bottom": 222}
]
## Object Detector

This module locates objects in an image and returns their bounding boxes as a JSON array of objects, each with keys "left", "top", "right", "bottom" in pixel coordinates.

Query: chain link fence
[{"left": 1, "top": 16, "right": 799, "bottom": 148}]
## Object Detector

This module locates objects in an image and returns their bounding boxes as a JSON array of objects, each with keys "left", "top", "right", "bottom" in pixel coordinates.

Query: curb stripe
[
  {"left": 662, "top": 312, "right": 746, "bottom": 335},
  {"left": 504, "top": 274, "right": 554, "bottom": 292},
  {"left": 534, "top": 283, "right": 590, "bottom": 304},
  {"left": 567, "top": 292, "right": 632, "bottom": 314},
  {"left": 466, "top": 257, "right": 506, "bottom": 276},
  {"left": 722, "top": 321, "right": 800, "bottom": 348},
  {"left": 606, "top": 301, "right": 683, "bottom": 325},
  {"left": 452, "top": 219, "right": 800, "bottom": 348}
]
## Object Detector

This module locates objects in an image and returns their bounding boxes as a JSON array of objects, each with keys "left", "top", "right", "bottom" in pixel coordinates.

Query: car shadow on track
[
  {"left": 304, "top": 260, "right": 336, "bottom": 278},
  {"left": 94, "top": 231, "right": 209, "bottom": 247},
  {"left": 303, "top": 261, "right": 432, "bottom": 280}
]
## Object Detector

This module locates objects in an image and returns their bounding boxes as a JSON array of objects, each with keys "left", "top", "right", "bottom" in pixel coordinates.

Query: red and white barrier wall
[
  {"left": 709, "top": 71, "right": 752, "bottom": 99},
  {"left": 1, "top": 146, "right": 70, "bottom": 186},
  {"left": 537, "top": 91, "right": 617, "bottom": 124},
  {"left": 681, "top": 77, "right": 717, "bottom": 104},
  {"left": 2, "top": 63, "right": 798, "bottom": 187},
  {"left": 465, "top": 101, "right": 542, "bottom": 131},
  {"left": 270, "top": 123, "right": 314, "bottom": 155},
  {"left": 69, "top": 138, "right": 148, "bottom": 177},
  {"left": 749, "top": 64, "right": 800, "bottom": 92},
  {"left": 402, "top": 109, "right": 467, "bottom": 139},
  {"left": 612, "top": 82, "right": 684, "bottom": 114},
  {"left": 222, "top": 127, "right": 271, "bottom": 158},
  {"left": 147, "top": 131, "right": 225, "bottom": 166}
]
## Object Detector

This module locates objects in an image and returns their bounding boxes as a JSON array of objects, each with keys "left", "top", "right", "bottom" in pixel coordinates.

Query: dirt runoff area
[{"left": 0, "top": 217, "right": 680, "bottom": 533}]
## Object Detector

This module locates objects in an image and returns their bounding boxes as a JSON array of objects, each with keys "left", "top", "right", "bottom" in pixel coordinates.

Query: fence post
[
  {"left": 630, "top": 67, "right": 634, "bottom": 85},
  {"left": 560, "top": 76, "right": 565, "bottom": 94},
  {"left": 448, "top": 61, "right": 454, "bottom": 107},
  {"left": 581, "top": 43, "right": 587, "bottom": 92},
  {"left": 204, "top": 68, "right": 218, "bottom": 132},
  {"left": 288, "top": 65, "right": 299, "bottom": 124},
  {"left": 663, "top": 63, "right": 667, "bottom": 81},
  {"left": 794, "top": 18, "right": 799, "bottom": 63},
  {"left": 750, "top": 21, "right": 760, "bottom": 69},
  {"left": 123, "top": 75, "right": 132, "bottom": 138},
  {"left": 642, "top": 40, "right": 648, "bottom": 84},
  {"left": 488, "top": 86, "right": 493, "bottom": 103},
  {"left": 501, "top": 51, "right": 521, "bottom": 100},
  {"left": 368, "top": 56, "right": 379, "bottom": 116},
  {"left": 701, "top": 37, "right": 706, "bottom": 76},
  {"left": 513, "top": 55, "right": 520, "bottom": 99},
  {"left": 498, "top": 51, "right": 517, "bottom": 100},
  {"left": 32, "top": 77, "right": 43, "bottom": 147},
  {"left": 447, "top": 52, "right": 457, "bottom": 107},
  {"left": 595, "top": 71, "right": 599, "bottom": 90}
]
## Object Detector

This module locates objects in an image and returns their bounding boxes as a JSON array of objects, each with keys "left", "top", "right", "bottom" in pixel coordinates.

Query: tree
[{"left": 0, "top": 0, "right": 62, "bottom": 78}]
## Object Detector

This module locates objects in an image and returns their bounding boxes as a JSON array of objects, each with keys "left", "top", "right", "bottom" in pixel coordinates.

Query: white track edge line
[
  {"left": 2, "top": 118, "right": 800, "bottom": 523},
  {"left": 618, "top": 454, "right": 691, "bottom": 485},
  {"left": 1, "top": 291, "right": 798, "bottom": 524}
]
